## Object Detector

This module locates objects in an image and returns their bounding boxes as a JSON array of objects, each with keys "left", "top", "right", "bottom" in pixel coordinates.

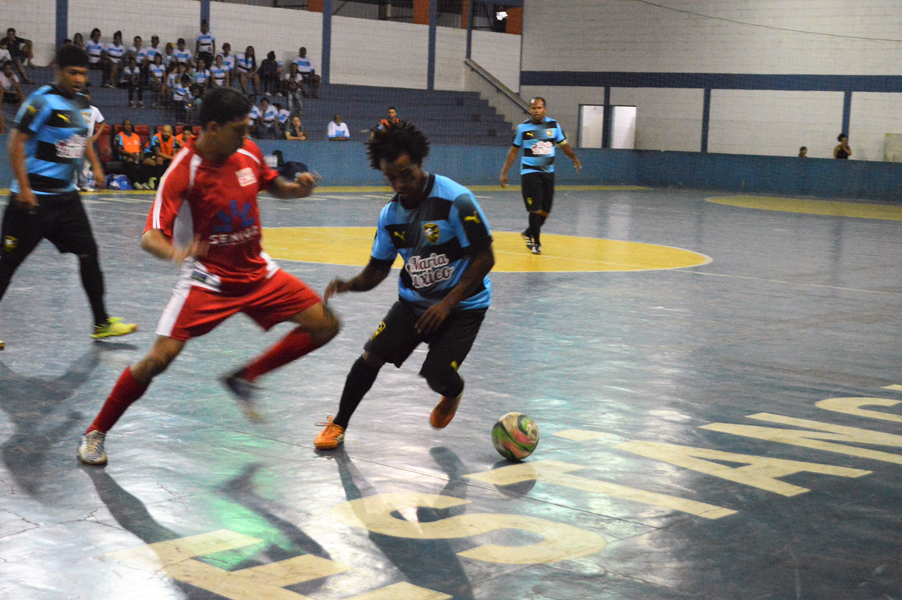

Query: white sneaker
[{"left": 78, "top": 431, "right": 108, "bottom": 465}]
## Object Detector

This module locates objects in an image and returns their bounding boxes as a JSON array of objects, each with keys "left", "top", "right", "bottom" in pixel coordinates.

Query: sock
[
  {"left": 239, "top": 327, "right": 321, "bottom": 383},
  {"left": 529, "top": 212, "right": 544, "bottom": 245},
  {"left": 334, "top": 357, "right": 381, "bottom": 429},
  {"left": 87, "top": 367, "right": 150, "bottom": 433},
  {"left": 79, "top": 254, "right": 109, "bottom": 326}
]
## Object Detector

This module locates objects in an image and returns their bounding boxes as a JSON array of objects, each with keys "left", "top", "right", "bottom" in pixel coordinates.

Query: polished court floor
[{"left": 1, "top": 184, "right": 901, "bottom": 599}]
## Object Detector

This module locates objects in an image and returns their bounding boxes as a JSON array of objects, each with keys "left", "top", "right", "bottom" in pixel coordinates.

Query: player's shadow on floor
[
  {"left": 0, "top": 345, "right": 132, "bottom": 499},
  {"left": 333, "top": 445, "right": 476, "bottom": 600}
]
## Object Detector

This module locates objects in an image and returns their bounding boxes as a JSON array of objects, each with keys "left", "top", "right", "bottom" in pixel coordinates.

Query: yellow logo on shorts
[
  {"left": 371, "top": 321, "right": 386, "bottom": 340},
  {"left": 423, "top": 222, "right": 439, "bottom": 244},
  {"left": 3, "top": 236, "right": 17, "bottom": 253},
  {"left": 526, "top": 197, "right": 533, "bottom": 205}
]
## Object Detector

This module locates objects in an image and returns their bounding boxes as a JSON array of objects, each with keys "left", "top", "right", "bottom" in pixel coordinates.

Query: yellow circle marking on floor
[
  {"left": 708, "top": 195, "right": 902, "bottom": 221},
  {"left": 264, "top": 227, "right": 710, "bottom": 273}
]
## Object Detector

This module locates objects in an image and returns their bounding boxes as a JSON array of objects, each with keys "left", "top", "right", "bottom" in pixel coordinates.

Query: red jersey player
[{"left": 78, "top": 87, "right": 340, "bottom": 465}]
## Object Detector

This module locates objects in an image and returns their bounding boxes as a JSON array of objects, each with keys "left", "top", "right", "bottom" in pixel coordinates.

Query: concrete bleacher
[{"left": 2, "top": 66, "right": 515, "bottom": 148}]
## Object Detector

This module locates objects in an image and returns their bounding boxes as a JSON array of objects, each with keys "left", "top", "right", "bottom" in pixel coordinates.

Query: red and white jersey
[{"left": 146, "top": 139, "right": 281, "bottom": 293}]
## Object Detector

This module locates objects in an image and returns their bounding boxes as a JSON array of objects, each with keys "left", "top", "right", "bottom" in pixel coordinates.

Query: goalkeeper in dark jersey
[
  {"left": 500, "top": 97, "right": 581, "bottom": 255},
  {"left": 315, "top": 121, "right": 495, "bottom": 449}
]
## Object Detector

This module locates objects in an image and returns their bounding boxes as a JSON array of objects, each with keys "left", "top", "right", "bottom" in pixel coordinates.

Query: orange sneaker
[
  {"left": 430, "top": 380, "right": 464, "bottom": 429},
  {"left": 315, "top": 416, "right": 345, "bottom": 450}
]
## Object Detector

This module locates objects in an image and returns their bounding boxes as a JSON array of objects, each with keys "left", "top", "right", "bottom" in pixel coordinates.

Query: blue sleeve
[
  {"left": 512, "top": 124, "right": 524, "bottom": 148},
  {"left": 450, "top": 193, "right": 492, "bottom": 251},
  {"left": 371, "top": 207, "right": 398, "bottom": 261},
  {"left": 14, "top": 94, "right": 49, "bottom": 135},
  {"left": 554, "top": 122, "right": 567, "bottom": 144}
]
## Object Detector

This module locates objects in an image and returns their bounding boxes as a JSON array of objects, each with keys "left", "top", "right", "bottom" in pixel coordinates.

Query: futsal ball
[{"left": 492, "top": 412, "right": 539, "bottom": 461}]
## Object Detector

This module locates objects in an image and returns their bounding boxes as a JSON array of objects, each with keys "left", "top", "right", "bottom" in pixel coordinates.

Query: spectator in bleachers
[
  {"left": 163, "top": 42, "right": 176, "bottom": 68},
  {"left": 146, "top": 35, "right": 162, "bottom": 65},
  {"left": 283, "top": 62, "right": 303, "bottom": 113},
  {"left": 86, "top": 28, "right": 104, "bottom": 72},
  {"left": 147, "top": 52, "right": 166, "bottom": 108},
  {"left": 0, "top": 62, "right": 24, "bottom": 104},
  {"left": 128, "top": 36, "right": 148, "bottom": 68},
  {"left": 217, "top": 42, "right": 236, "bottom": 74},
  {"left": 174, "top": 38, "right": 193, "bottom": 68},
  {"left": 236, "top": 46, "right": 260, "bottom": 95},
  {"left": 276, "top": 102, "right": 290, "bottom": 134},
  {"left": 193, "top": 58, "right": 212, "bottom": 92},
  {"left": 0, "top": 39, "right": 12, "bottom": 66},
  {"left": 285, "top": 115, "right": 307, "bottom": 141},
  {"left": 4, "top": 28, "right": 32, "bottom": 82},
  {"left": 834, "top": 133, "right": 852, "bottom": 159},
  {"left": 210, "top": 54, "right": 229, "bottom": 88},
  {"left": 114, "top": 119, "right": 146, "bottom": 187},
  {"left": 328, "top": 114, "right": 350, "bottom": 141},
  {"left": 170, "top": 74, "right": 191, "bottom": 120},
  {"left": 257, "top": 96, "right": 279, "bottom": 138},
  {"left": 188, "top": 83, "right": 204, "bottom": 114},
  {"left": 120, "top": 56, "right": 143, "bottom": 108},
  {"left": 195, "top": 20, "right": 216, "bottom": 69},
  {"left": 258, "top": 50, "right": 282, "bottom": 97},
  {"left": 248, "top": 94, "right": 262, "bottom": 131},
  {"left": 103, "top": 31, "right": 126, "bottom": 89},
  {"left": 78, "top": 90, "right": 105, "bottom": 192},
  {"left": 798, "top": 146, "right": 808, "bottom": 158},
  {"left": 291, "top": 46, "right": 320, "bottom": 98},
  {"left": 72, "top": 32, "right": 85, "bottom": 50}
]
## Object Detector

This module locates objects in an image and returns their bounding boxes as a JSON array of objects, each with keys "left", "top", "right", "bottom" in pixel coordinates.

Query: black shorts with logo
[
  {"left": 1, "top": 191, "right": 98, "bottom": 263},
  {"left": 521, "top": 171, "right": 555, "bottom": 214},
  {"left": 364, "top": 300, "right": 487, "bottom": 372}
]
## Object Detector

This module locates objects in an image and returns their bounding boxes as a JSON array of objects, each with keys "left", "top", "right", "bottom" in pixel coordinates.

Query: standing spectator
[
  {"left": 210, "top": 54, "right": 230, "bottom": 88},
  {"left": 120, "top": 56, "right": 143, "bottom": 108},
  {"left": 328, "top": 114, "right": 350, "bottom": 141},
  {"left": 291, "top": 46, "right": 320, "bottom": 98},
  {"left": 193, "top": 58, "right": 212, "bottom": 92},
  {"left": 217, "top": 43, "right": 236, "bottom": 75},
  {"left": 834, "top": 133, "right": 852, "bottom": 159},
  {"left": 0, "top": 62, "right": 24, "bottom": 105},
  {"left": 499, "top": 97, "right": 581, "bottom": 255},
  {"left": 257, "top": 51, "right": 281, "bottom": 97},
  {"left": 798, "top": 146, "right": 808, "bottom": 158},
  {"left": 236, "top": 46, "right": 259, "bottom": 95},
  {"left": 285, "top": 115, "right": 306, "bottom": 141},
  {"left": 86, "top": 28, "right": 104, "bottom": 72},
  {"left": 283, "top": 62, "right": 303, "bottom": 113},
  {"left": 2, "top": 45, "right": 137, "bottom": 352},
  {"left": 78, "top": 90, "right": 105, "bottom": 192},
  {"left": 275, "top": 103, "right": 290, "bottom": 134},
  {"left": 103, "top": 31, "right": 126, "bottom": 89},
  {"left": 174, "top": 38, "right": 193, "bottom": 68},
  {"left": 257, "top": 97, "right": 278, "bottom": 138},
  {"left": 147, "top": 53, "right": 166, "bottom": 107},
  {"left": 4, "top": 28, "right": 32, "bottom": 83},
  {"left": 195, "top": 20, "right": 216, "bottom": 69}
]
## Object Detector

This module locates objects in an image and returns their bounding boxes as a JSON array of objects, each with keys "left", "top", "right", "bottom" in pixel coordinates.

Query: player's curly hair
[
  {"left": 366, "top": 120, "right": 430, "bottom": 170},
  {"left": 200, "top": 87, "right": 251, "bottom": 127}
]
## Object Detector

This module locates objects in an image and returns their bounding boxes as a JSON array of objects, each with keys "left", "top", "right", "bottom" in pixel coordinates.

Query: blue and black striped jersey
[
  {"left": 512, "top": 117, "right": 567, "bottom": 174},
  {"left": 12, "top": 85, "right": 90, "bottom": 195},
  {"left": 371, "top": 174, "right": 492, "bottom": 314}
]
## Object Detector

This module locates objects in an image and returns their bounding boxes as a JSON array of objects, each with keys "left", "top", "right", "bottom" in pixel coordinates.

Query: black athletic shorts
[
  {"left": 1, "top": 191, "right": 98, "bottom": 262},
  {"left": 521, "top": 171, "right": 555, "bottom": 214},
  {"left": 364, "top": 299, "right": 487, "bottom": 370}
]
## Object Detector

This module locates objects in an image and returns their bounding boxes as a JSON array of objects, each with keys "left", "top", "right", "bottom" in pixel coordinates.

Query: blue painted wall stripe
[
  {"left": 427, "top": 0, "right": 437, "bottom": 91},
  {"left": 200, "top": 0, "right": 210, "bottom": 26},
  {"left": 321, "top": 0, "right": 332, "bottom": 84},
  {"left": 521, "top": 71, "right": 902, "bottom": 93},
  {"left": 56, "top": 0, "right": 68, "bottom": 49},
  {"left": 842, "top": 90, "right": 852, "bottom": 136},
  {"left": 701, "top": 88, "right": 711, "bottom": 154}
]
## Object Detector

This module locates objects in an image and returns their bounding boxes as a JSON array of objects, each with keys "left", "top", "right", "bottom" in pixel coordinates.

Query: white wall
[
  {"left": 521, "top": 0, "right": 902, "bottom": 158},
  {"left": 331, "top": 17, "right": 428, "bottom": 89},
  {"left": 709, "top": 91, "right": 844, "bottom": 159},
  {"left": 471, "top": 30, "right": 520, "bottom": 92},
  {"left": 6, "top": 0, "right": 57, "bottom": 65},
  {"left": 613, "top": 88, "right": 704, "bottom": 152}
]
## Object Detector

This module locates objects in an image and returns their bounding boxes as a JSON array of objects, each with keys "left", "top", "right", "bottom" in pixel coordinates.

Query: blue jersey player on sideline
[
  {"left": 314, "top": 120, "right": 495, "bottom": 450},
  {"left": 500, "top": 97, "right": 581, "bottom": 255},
  {"left": 0, "top": 45, "right": 137, "bottom": 350}
]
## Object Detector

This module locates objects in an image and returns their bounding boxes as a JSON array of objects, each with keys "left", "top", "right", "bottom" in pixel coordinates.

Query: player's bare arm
[
  {"left": 269, "top": 173, "right": 317, "bottom": 199},
  {"left": 416, "top": 242, "right": 494, "bottom": 335},
  {"left": 141, "top": 229, "right": 208, "bottom": 266},
  {"left": 83, "top": 137, "right": 105, "bottom": 189},
  {"left": 324, "top": 258, "right": 393, "bottom": 303},
  {"left": 499, "top": 146, "right": 519, "bottom": 188},
  {"left": 560, "top": 141, "right": 582, "bottom": 172},
  {"left": 8, "top": 130, "right": 36, "bottom": 209}
]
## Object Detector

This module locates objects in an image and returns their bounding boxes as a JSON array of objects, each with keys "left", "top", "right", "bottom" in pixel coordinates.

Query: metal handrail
[{"left": 464, "top": 58, "right": 529, "bottom": 115}]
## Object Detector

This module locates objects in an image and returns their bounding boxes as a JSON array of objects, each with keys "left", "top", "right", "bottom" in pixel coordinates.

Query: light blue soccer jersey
[
  {"left": 512, "top": 117, "right": 567, "bottom": 174},
  {"left": 371, "top": 174, "right": 492, "bottom": 314},
  {"left": 12, "top": 85, "right": 90, "bottom": 195}
]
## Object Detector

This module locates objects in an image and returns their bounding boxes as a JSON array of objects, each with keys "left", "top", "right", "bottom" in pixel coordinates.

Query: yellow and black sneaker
[{"left": 92, "top": 317, "right": 138, "bottom": 339}]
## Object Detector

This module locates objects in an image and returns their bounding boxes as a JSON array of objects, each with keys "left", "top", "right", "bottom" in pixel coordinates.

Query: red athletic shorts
[{"left": 156, "top": 269, "right": 321, "bottom": 341}]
